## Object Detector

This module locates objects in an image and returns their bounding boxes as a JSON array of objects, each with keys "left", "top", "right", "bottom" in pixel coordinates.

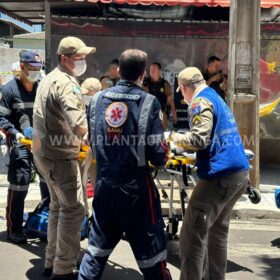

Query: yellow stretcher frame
[
  {"left": 166, "top": 156, "right": 196, "bottom": 166},
  {"left": 19, "top": 138, "right": 96, "bottom": 163},
  {"left": 20, "top": 138, "right": 196, "bottom": 165}
]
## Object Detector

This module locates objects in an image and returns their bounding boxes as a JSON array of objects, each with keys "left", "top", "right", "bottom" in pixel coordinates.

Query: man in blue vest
[
  {"left": 168, "top": 67, "right": 249, "bottom": 280},
  {"left": 79, "top": 49, "right": 172, "bottom": 280}
]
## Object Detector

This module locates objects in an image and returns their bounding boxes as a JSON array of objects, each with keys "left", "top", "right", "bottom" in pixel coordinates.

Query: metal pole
[{"left": 44, "top": 0, "right": 51, "bottom": 74}]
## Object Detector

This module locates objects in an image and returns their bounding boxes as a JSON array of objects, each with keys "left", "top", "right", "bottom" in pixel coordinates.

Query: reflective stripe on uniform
[
  {"left": 8, "top": 184, "right": 29, "bottom": 191},
  {"left": 0, "top": 105, "right": 12, "bottom": 116},
  {"left": 13, "top": 102, "right": 34, "bottom": 109},
  {"left": 136, "top": 249, "right": 167, "bottom": 269},
  {"left": 89, "top": 91, "right": 103, "bottom": 145},
  {"left": 137, "top": 94, "right": 155, "bottom": 167},
  {"left": 87, "top": 244, "right": 113, "bottom": 257}
]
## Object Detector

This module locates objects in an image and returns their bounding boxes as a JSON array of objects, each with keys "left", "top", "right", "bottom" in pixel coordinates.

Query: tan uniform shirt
[
  {"left": 33, "top": 66, "right": 87, "bottom": 160},
  {"left": 172, "top": 84, "right": 214, "bottom": 150}
]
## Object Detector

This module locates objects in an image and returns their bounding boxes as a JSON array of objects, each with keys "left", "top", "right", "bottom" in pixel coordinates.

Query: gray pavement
[{"left": 0, "top": 218, "right": 279, "bottom": 279}]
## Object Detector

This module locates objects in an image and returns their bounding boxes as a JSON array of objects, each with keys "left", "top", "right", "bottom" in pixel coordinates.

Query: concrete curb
[
  {"left": 232, "top": 209, "right": 280, "bottom": 220},
  {"left": 160, "top": 194, "right": 280, "bottom": 220}
]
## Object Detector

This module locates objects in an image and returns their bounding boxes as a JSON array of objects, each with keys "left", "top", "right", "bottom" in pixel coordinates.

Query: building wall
[{"left": 13, "top": 39, "right": 45, "bottom": 50}]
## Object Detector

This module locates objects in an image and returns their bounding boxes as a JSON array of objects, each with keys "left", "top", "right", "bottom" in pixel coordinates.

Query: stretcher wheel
[
  {"left": 247, "top": 186, "right": 261, "bottom": 204},
  {"left": 166, "top": 215, "right": 179, "bottom": 240}
]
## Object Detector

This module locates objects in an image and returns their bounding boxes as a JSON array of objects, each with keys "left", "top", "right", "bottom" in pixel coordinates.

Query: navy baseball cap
[{"left": 20, "top": 50, "right": 44, "bottom": 67}]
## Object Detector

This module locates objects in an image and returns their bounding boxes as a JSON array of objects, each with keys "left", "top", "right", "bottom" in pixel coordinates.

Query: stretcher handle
[
  {"left": 19, "top": 138, "right": 95, "bottom": 163},
  {"left": 19, "top": 138, "right": 32, "bottom": 146}
]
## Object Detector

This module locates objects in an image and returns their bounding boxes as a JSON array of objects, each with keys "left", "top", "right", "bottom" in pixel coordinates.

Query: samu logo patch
[{"left": 105, "top": 102, "right": 128, "bottom": 128}]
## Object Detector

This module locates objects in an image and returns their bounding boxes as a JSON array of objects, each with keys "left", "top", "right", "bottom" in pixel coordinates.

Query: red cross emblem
[
  {"left": 111, "top": 107, "right": 123, "bottom": 122},
  {"left": 105, "top": 102, "right": 128, "bottom": 128}
]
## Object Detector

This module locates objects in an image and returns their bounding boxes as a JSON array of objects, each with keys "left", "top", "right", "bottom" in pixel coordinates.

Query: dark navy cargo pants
[
  {"left": 79, "top": 176, "right": 172, "bottom": 280},
  {"left": 6, "top": 144, "right": 32, "bottom": 234}
]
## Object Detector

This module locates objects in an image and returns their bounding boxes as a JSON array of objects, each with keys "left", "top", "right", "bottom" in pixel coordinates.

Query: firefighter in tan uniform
[
  {"left": 168, "top": 67, "right": 249, "bottom": 280},
  {"left": 32, "top": 37, "right": 96, "bottom": 280}
]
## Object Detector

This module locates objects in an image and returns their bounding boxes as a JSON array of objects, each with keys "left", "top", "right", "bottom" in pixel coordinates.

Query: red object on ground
[{"left": 86, "top": 181, "right": 94, "bottom": 198}]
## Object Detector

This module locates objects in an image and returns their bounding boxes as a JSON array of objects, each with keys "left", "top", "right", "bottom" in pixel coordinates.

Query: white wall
[{"left": 13, "top": 39, "right": 45, "bottom": 51}]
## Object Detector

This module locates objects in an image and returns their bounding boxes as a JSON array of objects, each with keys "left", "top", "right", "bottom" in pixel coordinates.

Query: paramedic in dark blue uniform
[
  {"left": 168, "top": 67, "right": 249, "bottom": 280},
  {"left": 0, "top": 50, "right": 43, "bottom": 244},
  {"left": 79, "top": 49, "right": 172, "bottom": 280}
]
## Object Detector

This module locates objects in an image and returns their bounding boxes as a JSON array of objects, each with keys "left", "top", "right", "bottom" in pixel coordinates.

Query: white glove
[
  {"left": 82, "top": 132, "right": 89, "bottom": 146},
  {"left": 164, "top": 131, "right": 173, "bottom": 142},
  {"left": 175, "top": 147, "right": 185, "bottom": 155},
  {"left": 0, "top": 145, "right": 8, "bottom": 156},
  {"left": 16, "top": 132, "right": 24, "bottom": 141}
]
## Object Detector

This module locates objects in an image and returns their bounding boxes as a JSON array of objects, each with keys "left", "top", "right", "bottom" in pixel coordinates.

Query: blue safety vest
[{"left": 195, "top": 87, "right": 249, "bottom": 179}]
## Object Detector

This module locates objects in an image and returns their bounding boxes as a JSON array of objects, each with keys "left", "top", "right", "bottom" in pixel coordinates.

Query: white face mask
[
  {"left": 73, "top": 60, "right": 87, "bottom": 77},
  {"left": 82, "top": 95, "right": 92, "bottom": 107},
  {"left": 26, "top": 71, "right": 41, "bottom": 83}
]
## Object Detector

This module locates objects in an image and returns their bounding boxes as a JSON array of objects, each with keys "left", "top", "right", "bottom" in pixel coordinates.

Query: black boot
[{"left": 8, "top": 232, "right": 27, "bottom": 244}]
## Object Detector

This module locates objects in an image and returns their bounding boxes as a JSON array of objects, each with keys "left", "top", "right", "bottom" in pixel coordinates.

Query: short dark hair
[
  {"left": 100, "top": 75, "right": 110, "bottom": 81},
  {"left": 151, "top": 62, "right": 161, "bottom": 70},
  {"left": 119, "top": 49, "right": 147, "bottom": 81},
  {"left": 58, "top": 53, "right": 73, "bottom": 65},
  {"left": 207, "top": 56, "right": 221, "bottom": 65},
  {"left": 110, "top": 59, "right": 119, "bottom": 66}
]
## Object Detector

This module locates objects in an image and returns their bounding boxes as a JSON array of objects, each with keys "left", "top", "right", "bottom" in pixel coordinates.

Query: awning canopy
[
  {"left": 91, "top": 0, "right": 280, "bottom": 7},
  {"left": 0, "top": 0, "right": 280, "bottom": 26}
]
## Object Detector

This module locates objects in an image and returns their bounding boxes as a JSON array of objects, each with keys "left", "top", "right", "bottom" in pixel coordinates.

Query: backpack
[{"left": 25, "top": 197, "right": 90, "bottom": 240}]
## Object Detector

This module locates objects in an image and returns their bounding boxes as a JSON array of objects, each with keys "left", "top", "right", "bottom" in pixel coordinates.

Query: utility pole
[
  {"left": 45, "top": 0, "right": 51, "bottom": 74},
  {"left": 228, "top": 0, "right": 260, "bottom": 188}
]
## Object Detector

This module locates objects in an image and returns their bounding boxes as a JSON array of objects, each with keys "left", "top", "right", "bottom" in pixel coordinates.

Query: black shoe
[
  {"left": 50, "top": 271, "right": 78, "bottom": 280},
  {"left": 8, "top": 232, "right": 27, "bottom": 244},
  {"left": 43, "top": 267, "right": 53, "bottom": 278}
]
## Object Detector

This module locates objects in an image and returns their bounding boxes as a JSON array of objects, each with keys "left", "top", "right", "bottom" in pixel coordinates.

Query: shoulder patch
[
  {"left": 191, "top": 102, "right": 201, "bottom": 115},
  {"left": 192, "top": 97, "right": 201, "bottom": 104},
  {"left": 72, "top": 85, "right": 81, "bottom": 95},
  {"left": 105, "top": 102, "right": 128, "bottom": 128}
]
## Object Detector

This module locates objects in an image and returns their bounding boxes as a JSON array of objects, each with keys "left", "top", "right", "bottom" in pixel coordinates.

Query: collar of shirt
[
  {"left": 117, "top": 79, "right": 143, "bottom": 90},
  {"left": 57, "top": 65, "right": 79, "bottom": 85},
  {"left": 58, "top": 64, "right": 74, "bottom": 77},
  {"left": 191, "top": 84, "right": 208, "bottom": 102},
  {"left": 149, "top": 77, "right": 163, "bottom": 83}
]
